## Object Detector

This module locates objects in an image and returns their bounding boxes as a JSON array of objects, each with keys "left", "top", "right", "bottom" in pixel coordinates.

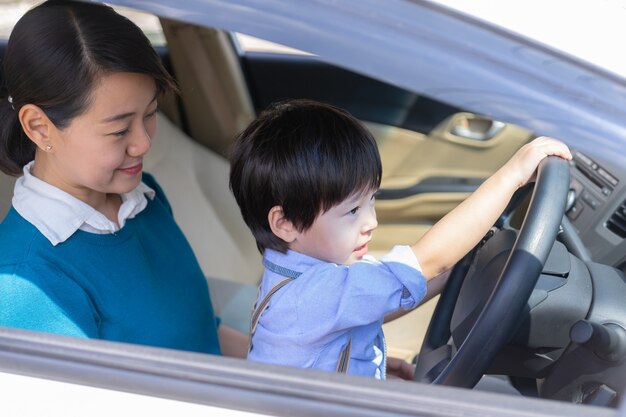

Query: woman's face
[{"left": 35, "top": 72, "right": 158, "bottom": 207}]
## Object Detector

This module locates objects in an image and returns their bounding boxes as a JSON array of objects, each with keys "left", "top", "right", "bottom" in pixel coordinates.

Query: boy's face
[{"left": 290, "top": 188, "right": 378, "bottom": 265}]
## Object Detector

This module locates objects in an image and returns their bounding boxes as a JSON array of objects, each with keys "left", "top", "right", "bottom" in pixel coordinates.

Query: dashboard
[{"left": 567, "top": 150, "right": 626, "bottom": 272}]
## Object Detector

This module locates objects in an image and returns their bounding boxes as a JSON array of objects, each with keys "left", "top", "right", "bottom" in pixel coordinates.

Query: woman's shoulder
[{"left": 0, "top": 208, "right": 46, "bottom": 260}]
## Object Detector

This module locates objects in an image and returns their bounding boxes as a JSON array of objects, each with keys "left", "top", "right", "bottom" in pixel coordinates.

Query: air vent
[{"left": 606, "top": 199, "right": 626, "bottom": 238}]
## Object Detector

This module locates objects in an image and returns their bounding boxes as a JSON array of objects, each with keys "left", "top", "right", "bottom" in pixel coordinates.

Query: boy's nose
[{"left": 362, "top": 208, "right": 378, "bottom": 233}]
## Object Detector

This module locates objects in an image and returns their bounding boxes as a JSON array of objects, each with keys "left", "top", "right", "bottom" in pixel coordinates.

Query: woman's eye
[
  {"left": 145, "top": 109, "right": 158, "bottom": 119},
  {"left": 349, "top": 207, "right": 360, "bottom": 215},
  {"left": 112, "top": 128, "right": 130, "bottom": 137}
]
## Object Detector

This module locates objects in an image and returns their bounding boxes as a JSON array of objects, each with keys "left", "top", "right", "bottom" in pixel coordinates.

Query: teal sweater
[{"left": 0, "top": 174, "right": 220, "bottom": 355}]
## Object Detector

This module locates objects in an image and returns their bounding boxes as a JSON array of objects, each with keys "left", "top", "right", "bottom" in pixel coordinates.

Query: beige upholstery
[
  {"left": 145, "top": 113, "right": 262, "bottom": 331},
  {"left": 145, "top": 113, "right": 262, "bottom": 285},
  {"left": 160, "top": 19, "right": 256, "bottom": 157}
]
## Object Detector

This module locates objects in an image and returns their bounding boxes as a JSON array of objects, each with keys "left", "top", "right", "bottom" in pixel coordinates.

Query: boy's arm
[
  {"left": 411, "top": 137, "right": 572, "bottom": 281},
  {"left": 383, "top": 270, "right": 450, "bottom": 322}
]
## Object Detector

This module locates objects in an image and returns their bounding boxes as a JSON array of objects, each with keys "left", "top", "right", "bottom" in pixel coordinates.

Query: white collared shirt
[{"left": 12, "top": 161, "right": 155, "bottom": 246}]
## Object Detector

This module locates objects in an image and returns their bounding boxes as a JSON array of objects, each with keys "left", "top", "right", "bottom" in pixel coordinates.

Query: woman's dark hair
[
  {"left": 229, "top": 99, "right": 382, "bottom": 253},
  {"left": 0, "top": 0, "right": 177, "bottom": 175}
]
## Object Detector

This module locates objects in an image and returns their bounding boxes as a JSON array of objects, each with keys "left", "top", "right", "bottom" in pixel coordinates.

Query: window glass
[
  {"left": 114, "top": 5, "right": 166, "bottom": 46},
  {"left": 234, "top": 33, "right": 311, "bottom": 56},
  {"left": 0, "top": 0, "right": 31, "bottom": 39},
  {"left": 0, "top": 1, "right": 165, "bottom": 46},
  {"left": 432, "top": 0, "right": 626, "bottom": 79},
  {"left": 236, "top": 31, "right": 461, "bottom": 134}
]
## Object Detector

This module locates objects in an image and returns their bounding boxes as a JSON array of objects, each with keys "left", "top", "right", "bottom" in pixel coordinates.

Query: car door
[{"left": 0, "top": 326, "right": 616, "bottom": 417}]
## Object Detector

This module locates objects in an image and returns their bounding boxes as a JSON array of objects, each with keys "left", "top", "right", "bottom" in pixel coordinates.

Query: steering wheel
[{"left": 413, "top": 156, "right": 570, "bottom": 388}]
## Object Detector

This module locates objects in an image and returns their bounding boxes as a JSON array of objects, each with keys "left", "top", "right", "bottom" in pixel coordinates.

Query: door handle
[{"left": 450, "top": 115, "right": 505, "bottom": 141}]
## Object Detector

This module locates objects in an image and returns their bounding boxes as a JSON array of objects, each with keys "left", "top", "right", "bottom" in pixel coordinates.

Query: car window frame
[
  {"left": 1, "top": 0, "right": 626, "bottom": 414},
  {"left": 0, "top": 326, "right": 614, "bottom": 417}
]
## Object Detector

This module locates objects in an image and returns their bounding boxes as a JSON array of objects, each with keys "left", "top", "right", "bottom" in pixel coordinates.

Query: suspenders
[
  {"left": 249, "top": 277, "right": 293, "bottom": 338},
  {"left": 249, "top": 277, "right": 352, "bottom": 374}
]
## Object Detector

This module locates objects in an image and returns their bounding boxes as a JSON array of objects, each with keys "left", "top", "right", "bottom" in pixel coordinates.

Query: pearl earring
[{"left": 45, "top": 144, "right": 53, "bottom": 151}]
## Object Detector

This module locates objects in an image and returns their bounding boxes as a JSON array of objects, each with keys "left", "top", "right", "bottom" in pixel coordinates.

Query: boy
[{"left": 229, "top": 99, "right": 571, "bottom": 379}]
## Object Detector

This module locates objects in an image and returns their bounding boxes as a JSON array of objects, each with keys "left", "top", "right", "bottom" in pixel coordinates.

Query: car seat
[{"left": 144, "top": 113, "right": 261, "bottom": 332}]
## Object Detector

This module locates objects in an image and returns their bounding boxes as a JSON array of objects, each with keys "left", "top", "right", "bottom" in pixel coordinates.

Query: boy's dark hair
[
  {"left": 229, "top": 99, "right": 382, "bottom": 253},
  {"left": 0, "top": 0, "right": 177, "bottom": 176}
]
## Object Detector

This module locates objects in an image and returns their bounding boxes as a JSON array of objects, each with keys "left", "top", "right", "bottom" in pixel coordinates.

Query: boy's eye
[{"left": 349, "top": 206, "right": 360, "bottom": 215}]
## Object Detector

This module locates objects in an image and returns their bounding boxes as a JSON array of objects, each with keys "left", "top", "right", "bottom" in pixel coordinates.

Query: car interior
[
  {"left": 149, "top": 19, "right": 544, "bottom": 360},
  {"left": 0, "top": 16, "right": 537, "bottom": 360},
  {"left": 1, "top": 5, "right": 626, "bottom": 407}
]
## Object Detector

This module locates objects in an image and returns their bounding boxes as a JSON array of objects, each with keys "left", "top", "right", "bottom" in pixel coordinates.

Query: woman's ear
[
  {"left": 268, "top": 206, "right": 299, "bottom": 243},
  {"left": 18, "top": 104, "right": 55, "bottom": 151}
]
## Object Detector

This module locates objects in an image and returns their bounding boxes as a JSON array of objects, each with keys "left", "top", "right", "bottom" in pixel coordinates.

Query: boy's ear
[
  {"left": 18, "top": 104, "right": 56, "bottom": 151},
  {"left": 268, "top": 206, "right": 298, "bottom": 243}
]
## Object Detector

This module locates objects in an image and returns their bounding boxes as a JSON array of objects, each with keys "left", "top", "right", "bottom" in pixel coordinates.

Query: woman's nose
[{"left": 128, "top": 126, "right": 152, "bottom": 157}]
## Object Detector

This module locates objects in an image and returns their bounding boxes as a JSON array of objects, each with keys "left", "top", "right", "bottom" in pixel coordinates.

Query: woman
[{"left": 0, "top": 0, "right": 246, "bottom": 357}]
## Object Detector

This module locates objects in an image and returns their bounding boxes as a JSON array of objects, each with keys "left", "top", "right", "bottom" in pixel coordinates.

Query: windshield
[{"left": 431, "top": 0, "right": 626, "bottom": 80}]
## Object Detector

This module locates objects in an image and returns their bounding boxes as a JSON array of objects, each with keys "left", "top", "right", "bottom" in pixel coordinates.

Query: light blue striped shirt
[{"left": 248, "top": 245, "right": 427, "bottom": 379}]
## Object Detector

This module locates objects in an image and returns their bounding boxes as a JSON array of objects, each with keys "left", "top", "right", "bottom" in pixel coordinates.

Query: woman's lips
[{"left": 119, "top": 162, "right": 143, "bottom": 176}]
